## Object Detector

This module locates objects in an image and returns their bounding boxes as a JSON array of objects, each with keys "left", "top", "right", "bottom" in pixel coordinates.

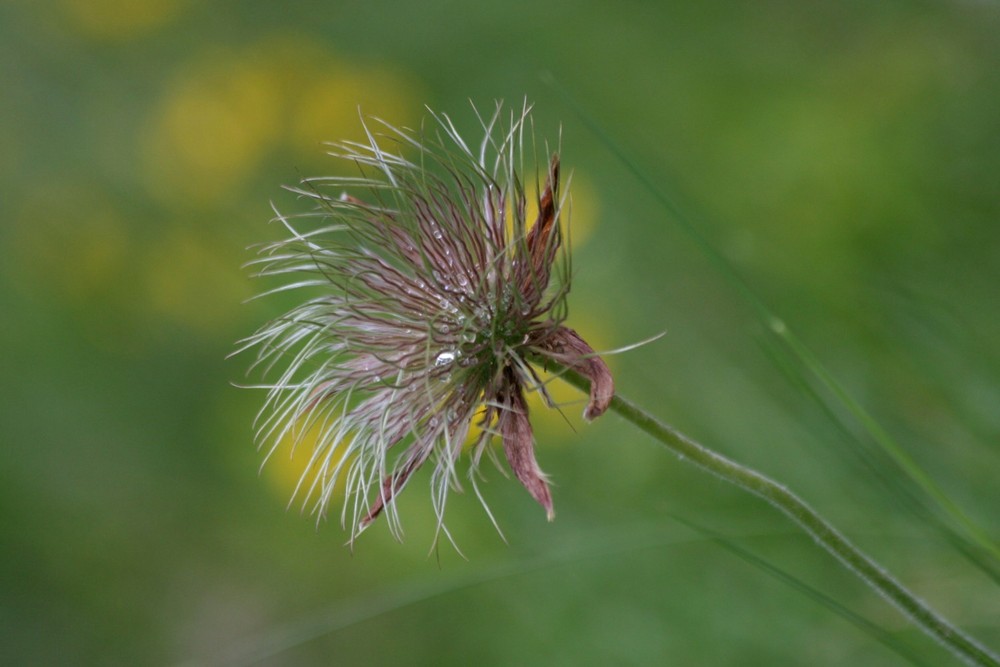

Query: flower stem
[{"left": 552, "top": 363, "right": 999, "bottom": 666}]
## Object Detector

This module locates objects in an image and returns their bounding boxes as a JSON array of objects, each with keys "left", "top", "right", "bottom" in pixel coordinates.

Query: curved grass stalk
[
  {"left": 671, "top": 514, "right": 933, "bottom": 667},
  {"left": 549, "top": 362, "right": 999, "bottom": 667}
]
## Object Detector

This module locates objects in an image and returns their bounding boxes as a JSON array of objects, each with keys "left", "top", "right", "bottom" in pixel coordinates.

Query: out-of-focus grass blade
[
  {"left": 778, "top": 322, "right": 1000, "bottom": 564},
  {"left": 180, "top": 528, "right": 697, "bottom": 667},
  {"left": 183, "top": 522, "right": 922, "bottom": 667},
  {"left": 544, "top": 76, "right": 1000, "bottom": 565},
  {"left": 756, "top": 331, "right": 1000, "bottom": 585},
  {"left": 884, "top": 285, "right": 1000, "bottom": 457},
  {"left": 670, "top": 514, "right": 933, "bottom": 667}
]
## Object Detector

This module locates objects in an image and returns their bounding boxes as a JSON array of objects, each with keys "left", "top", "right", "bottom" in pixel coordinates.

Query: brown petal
[
  {"left": 519, "top": 155, "right": 561, "bottom": 301},
  {"left": 525, "top": 154, "right": 560, "bottom": 264},
  {"left": 538, "top": 326, "right": 614, "bottom": 421},
  {"left": 498, "top": 372, "right": 554, "bottom": 520}
]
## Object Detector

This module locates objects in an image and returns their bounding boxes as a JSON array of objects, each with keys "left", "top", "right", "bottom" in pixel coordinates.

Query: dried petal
[
  {"left": 519, "top": 155, "right": 561, "bottom": 305},
  {"left": 498, "top": 369, "right": 554, "bottom": 520},
  {"left": 537, "top": 326, "right": 614, "bottom": 421},
  {"left": 526, "top": 156, "right": 560, "bottom": 271}
]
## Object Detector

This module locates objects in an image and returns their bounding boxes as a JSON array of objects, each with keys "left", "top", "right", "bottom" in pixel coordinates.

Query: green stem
[
  {"left": 546, "top": 75, "right": 1000, "bottom": 564},
  {"left": 554, "top": 364, "right": 999, "bottom": 667}
]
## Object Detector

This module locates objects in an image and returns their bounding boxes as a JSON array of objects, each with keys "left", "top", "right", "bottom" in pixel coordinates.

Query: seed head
[{"left": 237, "top": 102, "right": 613, "bottom": 543}]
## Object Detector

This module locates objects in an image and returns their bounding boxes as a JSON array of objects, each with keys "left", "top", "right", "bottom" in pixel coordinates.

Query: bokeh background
[{"left": 3, "top": 0, "right": 999, "bottom": 665}]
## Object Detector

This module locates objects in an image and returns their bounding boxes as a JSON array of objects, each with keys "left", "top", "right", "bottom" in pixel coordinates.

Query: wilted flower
[{"left": 237, "top": 102, "right": 613, "bottom": 542}]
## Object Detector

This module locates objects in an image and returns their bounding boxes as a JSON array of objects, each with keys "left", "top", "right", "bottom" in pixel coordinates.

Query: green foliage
[{"left": 2, "top": 0, "right": 999, "bottom": 664}]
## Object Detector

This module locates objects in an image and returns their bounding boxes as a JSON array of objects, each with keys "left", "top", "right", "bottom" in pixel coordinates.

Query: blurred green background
[{"left": 3, "top": 0, "right": 999, "bottom": 664}]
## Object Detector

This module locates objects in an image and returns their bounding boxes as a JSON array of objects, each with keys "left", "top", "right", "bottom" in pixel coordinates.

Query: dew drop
[{"left": 435, "top": 351, "right": 457, "bottom": 367}]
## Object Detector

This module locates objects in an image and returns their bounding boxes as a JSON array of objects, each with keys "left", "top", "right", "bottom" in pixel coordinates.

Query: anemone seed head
[{"left": 236, "top": 101, "right": 613, "bottom": 544}]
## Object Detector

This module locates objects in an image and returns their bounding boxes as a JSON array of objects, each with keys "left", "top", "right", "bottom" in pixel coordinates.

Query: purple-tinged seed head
[{"left": 236, "top": 101, "right": 613, "bottom": 544}]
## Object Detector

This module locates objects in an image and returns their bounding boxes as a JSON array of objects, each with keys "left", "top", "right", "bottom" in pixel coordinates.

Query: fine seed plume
[{"left": 235, "top": 101, "right": 613, "bottom": 543}]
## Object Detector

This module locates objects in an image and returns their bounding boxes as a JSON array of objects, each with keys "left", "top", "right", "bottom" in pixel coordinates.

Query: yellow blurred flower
[
  {"left": 289, "top": 66, "right": 417, "bottom": 157},
  {"left": 261, "top": 418, "right": 352, "bottom": 511},
  {"left": 142, "top": 57, "right": 283, "bottom": 206},
  {"left": 142, "top": 37, "right": 420, "bottom": 207},
  {"left": 143, "top": 227, "right": 251, "bottom": 334},
  {"left": 62, "top": 0, "right": 185, "bottom": 40},
  {"left": 562, "top": 171, "right": 600, "bottom": 251},
  {"left": 508, "top": 169, "right": 600, "bottom": 252},
  {"left": 9, "top": 184, "right": 128, "bottom": 302}
]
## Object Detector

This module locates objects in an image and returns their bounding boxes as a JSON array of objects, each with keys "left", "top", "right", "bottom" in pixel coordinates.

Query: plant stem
[{"left": 553, "top": 364, "right": 999, "bottom": 667}]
